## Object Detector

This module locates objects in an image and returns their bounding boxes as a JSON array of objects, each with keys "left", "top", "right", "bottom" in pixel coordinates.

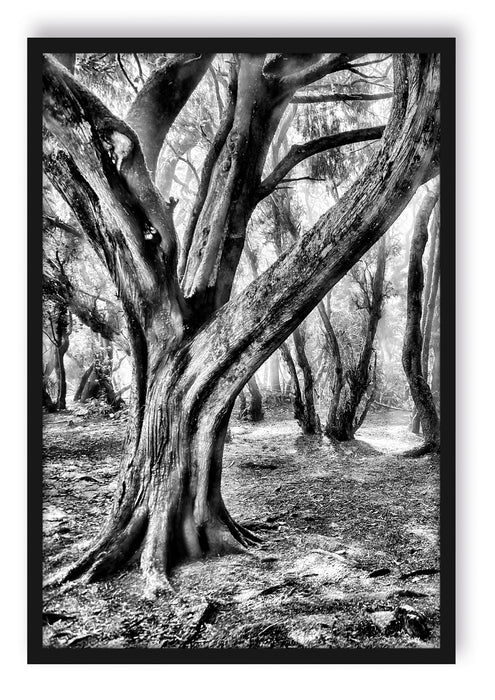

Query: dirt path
[{"left": 42, "top": 406, "right": 440, "bottom": 649}]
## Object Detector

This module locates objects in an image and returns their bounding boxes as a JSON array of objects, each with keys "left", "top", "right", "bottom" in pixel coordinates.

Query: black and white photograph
[{"left": 29, "top": 39, "right": 454, "bottom": 662}]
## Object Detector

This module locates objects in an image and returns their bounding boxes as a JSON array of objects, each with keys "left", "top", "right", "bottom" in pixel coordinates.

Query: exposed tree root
[
  {"left": 44, "top": 503, "right": 261, "bottom": 597},
  {"left": 401, "top": 442, "right": 440, "bottom": 458}
]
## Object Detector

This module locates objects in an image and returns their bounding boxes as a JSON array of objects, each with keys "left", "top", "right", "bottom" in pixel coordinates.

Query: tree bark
[{"left": 402, "top": 187, "right": 440, "bottom": 454}]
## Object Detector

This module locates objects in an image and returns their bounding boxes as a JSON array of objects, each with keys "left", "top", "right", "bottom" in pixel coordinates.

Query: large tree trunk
[
  {"left": 55, "top": 342, "right": 262, "bottom": 596},
  {"left": 55, "top": 344, "right": 68, "bottom": 410},
  {"left": 402, "top": 187, "right": 440, "bottom": 455},
  {"left": 42, "top": 52, "right": 440, "bottom": 592}
]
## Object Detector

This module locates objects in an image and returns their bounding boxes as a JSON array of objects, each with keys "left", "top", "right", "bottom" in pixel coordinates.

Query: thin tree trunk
[
  {"left": 238, "top": 376, "right": 264, "bottom": 421},
  {"left": 279, "top": 342, "right": 305, "bottom": 427},
  {"left": 421, "top": 210, "right": 440, "bottom": 381},
  {"left": 267, "top": 352, "right": 282, "bottom": 393},
  {"left": 402, "top": 187, "right": 440, "bottom": 455},
  {"left": 247, "top": 376, "right": 264, "bottom": 421},
  {"left": 318, "top": 298, "right": 344, "bottom": 437},
  {"left": 290, "top": 327, "right": 321, "bottom": 434},
  {"left": 74, "top": 364, "right": 94, "bottom": 402}
]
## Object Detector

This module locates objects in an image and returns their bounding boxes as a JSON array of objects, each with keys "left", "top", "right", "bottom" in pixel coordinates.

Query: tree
[
  {"left": 321, "top": 237, "right": 389, "bottom": 440},
  {"left": 410, "top": 201, "right": 439, "bottom": 432},
  {"left": 402, "top": 184, "right": 441, "bottom": 455},
  {"left": 237, "top": 377, "right": 264, "bottom": 422},
  {"left": 42, "top": 52, "right": 440, "bottom": 595}
]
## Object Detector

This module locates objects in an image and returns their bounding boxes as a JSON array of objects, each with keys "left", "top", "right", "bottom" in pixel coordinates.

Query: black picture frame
[{"left": 28, "top": 37, "right": 455, "bottom": 664}]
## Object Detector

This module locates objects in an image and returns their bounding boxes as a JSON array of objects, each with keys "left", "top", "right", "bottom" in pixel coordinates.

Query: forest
[{"left": 40, "top": 49, "right": 442, "bottom": 651}]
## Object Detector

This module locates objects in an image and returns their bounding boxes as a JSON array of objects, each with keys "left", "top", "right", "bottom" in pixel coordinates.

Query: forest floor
[{"left": 41, "top": 403, "right": 440, "bottom": 651}]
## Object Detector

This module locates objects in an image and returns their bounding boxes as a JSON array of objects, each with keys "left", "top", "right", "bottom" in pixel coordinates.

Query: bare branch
[
  {"left": 291, "top": 91, "right": 393, "bottom": 104},
  {"left": 43, "top": 214, "right": 81, "bottom": 238},
  {"left": 257, "top": 125, "right": 385, "bottom": 201}
]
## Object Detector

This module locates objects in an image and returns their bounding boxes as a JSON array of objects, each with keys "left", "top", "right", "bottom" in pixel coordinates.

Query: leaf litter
[{"left": 42, "top": 405, "right": 440, "bottom": 649}]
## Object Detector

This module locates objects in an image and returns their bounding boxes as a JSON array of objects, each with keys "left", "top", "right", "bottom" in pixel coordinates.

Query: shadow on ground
[{"left": 42, "top": 405, "right": 440, "bottom": 650}]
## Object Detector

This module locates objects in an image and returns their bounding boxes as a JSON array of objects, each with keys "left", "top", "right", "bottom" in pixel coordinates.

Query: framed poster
[{"left": 28, "top": 37, "right": 455, "bottom": 663}]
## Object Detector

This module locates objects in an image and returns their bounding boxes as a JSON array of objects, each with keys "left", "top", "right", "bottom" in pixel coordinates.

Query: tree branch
[
  {"left": 43, "top": 270, "right": 129, "bottom": 353},
  {"left": 290, "top": 91, "right": 393, "bottom": 104},
  {"left": 185, "top": 54, "right": 440, "bottom": 416},
  {"left": 42, "top": 55, "right": 186, "bottom": 333},
  {"left": 257, "top": 125, "right": 385, "bottom": 201},
  {"left": 279, "top": 53, "right": 367, "bottom": 91},
  {"left": 126, "top": 53, "right": 214, "bottom": 176},
  {"left": 178, "top": 70, "right": 237, "bottom": 280}
]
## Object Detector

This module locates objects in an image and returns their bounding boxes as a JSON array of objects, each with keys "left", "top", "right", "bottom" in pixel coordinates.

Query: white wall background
[{"left": 3, "top": 2, "right": 491, "bottom": 697}]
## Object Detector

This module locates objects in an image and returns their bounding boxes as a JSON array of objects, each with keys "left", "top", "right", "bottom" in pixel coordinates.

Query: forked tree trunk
[
  {"left": 42, "top": 53, "right": 440, "bottom": 593},
  {"left": 279, "top": 342, "right": 306, "bottom": 426},
  {"left": 402, "top": 187, "right": 440, "bottom": 455},
  {"left": 57, "top": 343, "right": 263, "bottom": 595},
  {"left": 323, "top": 239, "right": 387, "bottom": 440},
  {"left": 292, "top": 326, "right": 321, "bottom": 434}
]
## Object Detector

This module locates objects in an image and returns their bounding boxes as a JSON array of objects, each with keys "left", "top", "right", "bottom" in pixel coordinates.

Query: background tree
[
  {"left": 402, "top": 183, "right": 441, "bottom": 455},
  {"left": 42, "top": 52, "right": 440, "bottom": 595},
  {"left": 320, "top": 237, "right": 392, "bottom": 440}
]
